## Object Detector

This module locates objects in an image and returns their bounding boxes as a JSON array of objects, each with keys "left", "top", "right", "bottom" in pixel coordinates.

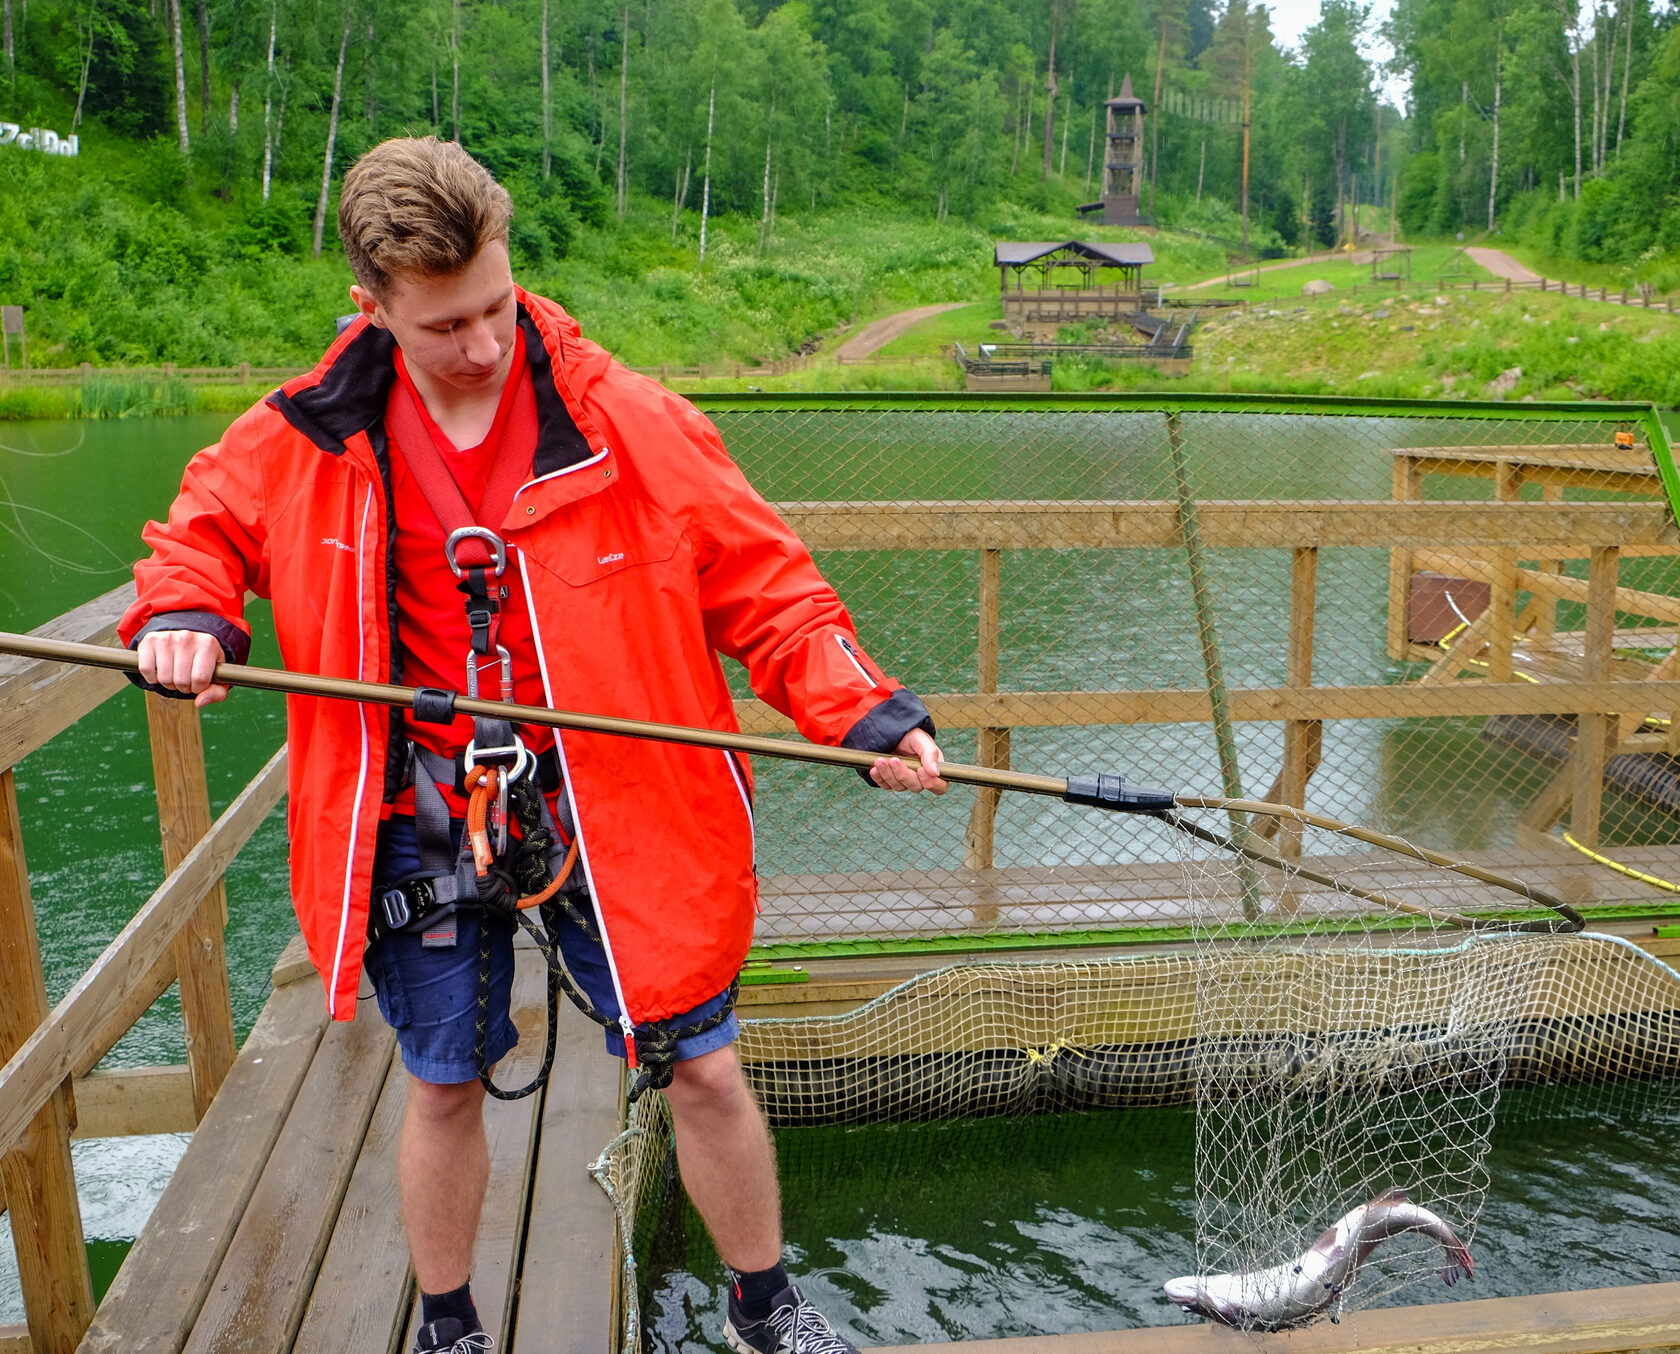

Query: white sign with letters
[{"left": 0, "top": 122, "right": 79, "bottom": 156}]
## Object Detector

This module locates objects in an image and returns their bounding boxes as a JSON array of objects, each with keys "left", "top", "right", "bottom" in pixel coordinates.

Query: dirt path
[
  {"left": 1465, "top": 247, "right": 1542, "bottom": 283},
  {"left": 1179, "top": 250, "right": 1348, "bottom": 291},
  {"left": 832, "top": 302, "right": 972, "bottom": 360}
]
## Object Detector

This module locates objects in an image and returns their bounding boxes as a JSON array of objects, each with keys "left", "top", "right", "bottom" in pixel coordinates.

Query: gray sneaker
[
  {"left": 414, "top": 1318, "right": 495, "bottom": 1353},
  {"left": 723, "top": 1283, "right": 859, "bottom": 1354}
]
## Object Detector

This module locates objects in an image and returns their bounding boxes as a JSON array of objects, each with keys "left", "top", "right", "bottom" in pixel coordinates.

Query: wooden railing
[
  {"left": 0, "top": 364, "right": 303, "bottom": 386},
  {"left": 0, "top": 584, "right": 285, "bottom": 1354},
  {"left": 1, "top": 488, "right": 1676, "bottom": 1350}
]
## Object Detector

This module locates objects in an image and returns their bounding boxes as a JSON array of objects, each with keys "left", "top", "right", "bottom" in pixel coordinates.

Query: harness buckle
[
  {"left": 445, "top": 526, "right": 508, "bottom": 579},
  {"left": 378, "top": 885, "right": 412, "bottom": 931},
  {"left": 463, "top": 733, "right": 531, "bottom": 783},
  {"left": 465, "top": 644, "right": 513, "bottom": 700}
]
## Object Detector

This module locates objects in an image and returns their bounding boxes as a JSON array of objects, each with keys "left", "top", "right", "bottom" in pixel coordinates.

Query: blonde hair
[{"left": 338, "top": 137, "right": 513, "bottom": 296}]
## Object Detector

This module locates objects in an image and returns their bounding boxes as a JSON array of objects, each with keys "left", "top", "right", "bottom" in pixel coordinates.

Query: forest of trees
[
  {"left": 3, "top": 0, "right": 1680, "bottom": 359},
  {"left": 0, "top": 0, "right": 1411, "bottom": 262},
  {"left": 1390, "top": 0, "right": 1680, "bottom": 286}
]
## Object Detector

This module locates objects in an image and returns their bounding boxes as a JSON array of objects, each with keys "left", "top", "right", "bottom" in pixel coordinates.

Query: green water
[{"left": 641, "top": 1079, "right": 1680, "bottom": 1349}]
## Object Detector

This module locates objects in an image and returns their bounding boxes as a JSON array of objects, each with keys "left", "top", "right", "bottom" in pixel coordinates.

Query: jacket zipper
[{"left": 516, "top": 546, "right": 641, "bottom": 1061}]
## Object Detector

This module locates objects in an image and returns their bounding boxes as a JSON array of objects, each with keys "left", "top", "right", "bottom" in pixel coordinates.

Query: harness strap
[{"left": 385, "top": 356, "right": 535, "bottom": 573}]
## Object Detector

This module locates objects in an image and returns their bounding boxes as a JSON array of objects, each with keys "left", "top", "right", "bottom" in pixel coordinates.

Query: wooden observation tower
[{"left": 1078, "top": 74, "right": 1146, "bottom": 227}]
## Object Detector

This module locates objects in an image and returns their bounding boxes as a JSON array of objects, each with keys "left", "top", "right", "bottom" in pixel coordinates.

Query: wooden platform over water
[{"left": 67, "top": 938, "right": 623, "bottom": 1354}]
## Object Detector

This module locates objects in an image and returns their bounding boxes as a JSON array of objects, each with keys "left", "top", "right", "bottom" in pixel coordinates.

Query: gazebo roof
[{"left": 993, "top": 240, "right": 1156, "bottom": 268}]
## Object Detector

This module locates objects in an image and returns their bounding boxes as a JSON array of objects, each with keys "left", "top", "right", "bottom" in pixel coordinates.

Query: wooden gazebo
[{"left": 995, "top": 240, "right": 1157, "bottom": 329}]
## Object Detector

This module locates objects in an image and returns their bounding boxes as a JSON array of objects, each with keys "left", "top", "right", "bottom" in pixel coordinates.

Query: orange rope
[{"left": 465, "top": 761, "right": 579, "bottom": 907}]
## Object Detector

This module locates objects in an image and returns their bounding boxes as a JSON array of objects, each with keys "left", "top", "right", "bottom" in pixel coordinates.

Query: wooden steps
[{"left": 77, "top": 938, "right": 624, "bottom": 1354}]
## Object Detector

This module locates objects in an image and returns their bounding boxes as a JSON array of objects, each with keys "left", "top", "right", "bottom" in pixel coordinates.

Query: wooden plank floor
[
  {"left": 871, "top": 1280, "right": 1680, "bottom": 1354},
  {"left": 77, "top": 936, "right": 625, "bottom": 1354}
]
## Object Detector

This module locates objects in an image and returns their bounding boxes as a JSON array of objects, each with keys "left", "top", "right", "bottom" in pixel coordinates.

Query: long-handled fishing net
[{"left": 11, "top": 633, "right": 1673, "bottom": 1343}]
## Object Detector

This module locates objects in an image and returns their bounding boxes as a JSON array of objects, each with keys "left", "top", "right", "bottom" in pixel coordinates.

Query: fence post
[
  {"left": 1279, "top": 546, "right": 1320, "bottom": 861},
  {"left": 1571, "top": 546, "right": 1620, "bottom": 849},
  {"left": 238, "top": 361, "right": 251, "bottom": 382},
  {"left": 0, "top": 769, "right": 96, "bottom": 1353},
  {"left": 144, "top": 695, "right": 237, "bottom": 1120},
  {"left": 1486, "top": 462, "right": 1522, "bottom": 682},
  {"left": 1387, "top": 453, "right": 1422, "bottom": 660},
  {"left": 964, "top": 548, "right": 1009, "bottom": 880},
  {"left": 1506, "top": 277, "right": 1511, "bottom": 293}
]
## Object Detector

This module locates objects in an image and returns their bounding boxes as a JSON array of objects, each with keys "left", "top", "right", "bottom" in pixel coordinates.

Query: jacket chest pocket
[{"left": 517, "top": 494, "right": 686, "bottom": 587}]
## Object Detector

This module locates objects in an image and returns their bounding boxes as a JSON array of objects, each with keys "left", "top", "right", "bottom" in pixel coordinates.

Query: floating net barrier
[
  {"left": 584, "top": 394, "right": 1680, "bottom": 1351},
  {"left": 592, "top": 802, "right": 1680, "bottom": 1351}
]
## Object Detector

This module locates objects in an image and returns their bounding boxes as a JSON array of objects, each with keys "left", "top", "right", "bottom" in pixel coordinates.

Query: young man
[{"left": 124, "top": 137, "right": 946, "bottom": 1354}]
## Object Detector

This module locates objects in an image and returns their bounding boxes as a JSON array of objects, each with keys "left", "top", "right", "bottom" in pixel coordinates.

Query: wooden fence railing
[
  {"left": 0, "top": 584, "right": 285, "bottom": 1354},
  {"left": 0, "top": 364, "right": 303, "bottom": 386},
  {"left": 1, "top": 485, "right": 1676, "bottom": 1350}
]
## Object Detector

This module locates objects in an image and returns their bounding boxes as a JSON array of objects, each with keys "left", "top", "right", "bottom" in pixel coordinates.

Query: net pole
[{"left": 1165, "top": 412, "right": 1263, "bottom": 917}]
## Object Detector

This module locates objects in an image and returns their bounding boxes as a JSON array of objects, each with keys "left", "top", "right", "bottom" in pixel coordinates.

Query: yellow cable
[{"left": 1560, "top": 831, "right": 1680, "bottom": 895}]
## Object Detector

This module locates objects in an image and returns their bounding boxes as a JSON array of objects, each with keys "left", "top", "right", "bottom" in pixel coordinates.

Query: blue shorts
[{"left": 365, "top": 815, "right": 740, "bottom": 1084}]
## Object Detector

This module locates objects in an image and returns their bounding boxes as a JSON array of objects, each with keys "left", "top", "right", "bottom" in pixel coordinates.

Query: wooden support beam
[
  {"left": 1262, "top": 547, "right": 1320, "bottom": 856},
  {"left": 1387, "top": 456, "right": 1422, "bottom": 659},
  {"left": 867, "top": 1279, "right": 1680, "bottom": 1354},
  {"left": 0, "top": 748, "right": 287, "bottom": 1164},
  {"left": 0, "top": 768, "right": 94, "bottom": 1354},
  {"left": 0, "top": 1325, "right": 28, "bottom": 1354},
  {"left": 1414, "top": 548, "right": 1680, "bottom": 624},
  {"left": 69, "top": 1067, "right": 196, "bottom": 1140},
  {"left": 965, "top": 548, "right": 1008, "bottom": 874},
  {"left": 77, "top": 980, "right": 328, "bottom": 1354},
  {"left": 1572, "top": 546, "right": 1620, "bottom": 850},
  {"left": 144, "top": 695, "right": 237, "bottom": 1122},
  {"left": 1487, "top": 461, "right": 1522, "bottom": 681},
  {"left": 1532, "top": 482, "right": 1565, "bottom": 637},
  {"left": 775, "top": 500, "right": 1676, "bottom": 553},
  {"left": 0, "top": 585, "right": 133, "bottom": 771},
  {"left": 1417, "top": 606, "right": 1496, "bottom": 686}
]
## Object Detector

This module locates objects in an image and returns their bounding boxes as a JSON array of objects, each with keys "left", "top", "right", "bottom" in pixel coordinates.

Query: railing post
[
  {"left": 0, "top": 769, "right": 95, "bottom": 1353},
  {"left": 1279, "top": 546, "right": 1320, "bottom": 861},
  {"left": 964, "top": 548, "right": 1009, "bottom": 876},
  {"left": 1571, "top": 547, "right": 1620, "bottom": 849},
  {"left": 144, "top": 695, "right": 237, "bottom": 1120},
  {"left": 1486, "top": 462, "right": 1522, "bottom": 682},
  {"left": 1387, "top": 453, "right": 1422, "bottom": 659}
]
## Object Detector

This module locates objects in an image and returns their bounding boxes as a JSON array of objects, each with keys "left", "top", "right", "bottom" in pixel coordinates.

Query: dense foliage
[
  {"left": 0, "top": 0, "right": 1410, "bottom": 368},
  {"left": 1389, "top": 0, "right": 1680, "bottom": 284}
]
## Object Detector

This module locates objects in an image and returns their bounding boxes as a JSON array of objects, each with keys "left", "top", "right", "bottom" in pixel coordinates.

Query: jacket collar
[{"left": 267, "top": 291, "right": 599, "bottom": 479}]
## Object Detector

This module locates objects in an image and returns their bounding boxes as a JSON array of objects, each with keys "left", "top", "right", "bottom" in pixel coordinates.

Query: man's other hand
[
  {"left": 869, "top": 728, "right": 948, "bottom": 794},
  {"left": 136, "top": 630, "right": 230, "bottom": 708}
]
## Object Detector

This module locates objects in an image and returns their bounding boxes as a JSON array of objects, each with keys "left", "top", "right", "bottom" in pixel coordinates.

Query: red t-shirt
[{"left": 387, "top": 334, "right": 554, "bottom": 816}]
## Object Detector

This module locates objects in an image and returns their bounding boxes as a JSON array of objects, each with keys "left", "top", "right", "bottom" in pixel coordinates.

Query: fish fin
[{"left": 1370, "top": 1186, "right": 1411, "bottom": 1206}]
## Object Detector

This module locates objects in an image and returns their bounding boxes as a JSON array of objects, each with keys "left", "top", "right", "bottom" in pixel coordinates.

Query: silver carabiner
[
  {"left": 465, "top": 644, "right": 514, "bottom": 700},
  {"left": 445, "top": 526, "right": 508, "bottom": 579},
  {"left": 463, "top": 733, "right": 531, "bottom": 784},
  {"left": 493, "top": 765, "right": 510, "bottom": 856}
]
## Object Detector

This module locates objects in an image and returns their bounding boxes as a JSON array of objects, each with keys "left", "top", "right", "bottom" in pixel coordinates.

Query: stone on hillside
[
  {"left": 1484, "top": 365, "right": 1523, "bottom": 397},
  {"left": 1302, "top": 279, "right": 1334, "bottom": 296}
]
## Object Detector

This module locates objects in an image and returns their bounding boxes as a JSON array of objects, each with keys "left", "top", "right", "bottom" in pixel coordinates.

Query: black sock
[
  {"left": 421, "top": 1280, "right": 480, "bottom": 1332},
  {"left": 729, "top": 1262, "right": 790, "bottom": 1322}
]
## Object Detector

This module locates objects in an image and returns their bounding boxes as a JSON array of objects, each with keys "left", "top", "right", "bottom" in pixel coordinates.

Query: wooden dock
[
  {"left": 7, "top": 408, "right": 1680, "bottom": 1354},
  {"left": 73, "top": 936, "right": 622, "bottom": 1354}
]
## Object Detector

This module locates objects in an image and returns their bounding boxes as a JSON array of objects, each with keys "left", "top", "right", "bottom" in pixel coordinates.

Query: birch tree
[
  {"left": 313, "top": 5, "right": 354, "bottom": 258},
  {"left": 170, "top": 0, "right": 190, "bottom": 151},
  {"left": 615, "top": 4, "right": 628, "bottom": 219},
  {"left": 260, "top": 2, "right": 276, "bottom": 199},
  {"left": 196, "top": 0, "right": 209, "bottom": 134}
]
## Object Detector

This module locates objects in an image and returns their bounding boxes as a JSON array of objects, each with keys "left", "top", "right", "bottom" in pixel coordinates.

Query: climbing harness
[{"left": 380, "top": 376, "right": 729, "bottom": 1103}]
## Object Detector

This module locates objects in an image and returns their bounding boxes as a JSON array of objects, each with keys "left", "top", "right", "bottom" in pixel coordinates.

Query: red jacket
[{"left": 121, "top": 289, "right": 930, "bottom": 1026}]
